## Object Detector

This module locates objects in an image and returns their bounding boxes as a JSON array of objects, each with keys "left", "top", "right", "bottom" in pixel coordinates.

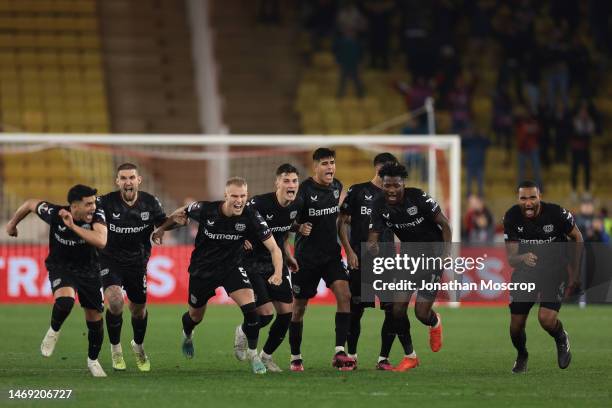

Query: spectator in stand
[
  {"left": 336, "top": 0, "right": 367, "bottom": 34},
  {"left": 361, "top": 0, "right": 394, "bottom": 70},
  {"left": 551, "top": 98, "right": 573, "bottom": 163},
  {"left": 515, "top": 106, "right": 542, "bottom": 190},
  {"left": 401, "top": 116, "right": 428, "bottom": 183},
  {"left": 550, "top": 0, "right": 580, "bottom": 36},
  {"left": 536, "top": 99, "right": 552, "bottom": 169},
  {"left": 568, "top": 36, "right": 592, "bottom": 98},
  {"left": 257, "top": 0, "right": 281, "bottom": 24},
  {"left": 462, "top": 126, "right": 490, "bottom": 198},
  {"left": 304, "top": 0, "right": 338, "bottom": 50},
  {"left": 394, "top": 75, "right": 433, "bottom": 112},
  {"left": 543, "top": 27, "right": 571, "bottom": 109},
  {"left": 570, "top": 102, "right": 595, "bottom": 194},
  {"left": 333, "top": 28, "right": 365, "bottom": 98},
  {"left": 491, "top": 84, "right": 514, "bottom": 159},
  {"left": 448, "top": 73, "right": 477, "bottom": 133},
  {"left": 463, "top": 194, "right": 495, "bottom": 244}
]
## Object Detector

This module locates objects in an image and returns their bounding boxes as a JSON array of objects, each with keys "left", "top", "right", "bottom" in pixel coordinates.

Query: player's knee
[
  {"left": 130, "top": 303, "right": 146, "bottom": 319},
  {"left": 291, "top": 304, "right": 307, "bottom": 321},
  {"left": 189, "top": 306, "right": 205, "bottom": 323},
  {"left": 538, "top": 313, "right": 557, "bottom": 330},
  {"left": 55, "top": 296, "right": 75, "bottom": 312},
  {"left": 392, "top": 304, "right": 407, "bottom": 319},
  {"left": 414, "top": 307, "right": 430, "bottom": 324},
  {"left": 259, "top": 314, "right": 274, "bottom": 328},
  {"left": 106, "top": 289, "right": 124, "bottom": 314}
]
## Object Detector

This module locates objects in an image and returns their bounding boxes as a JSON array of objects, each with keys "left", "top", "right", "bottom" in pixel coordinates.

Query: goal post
[{"left": 0, "top": 133, "right": 461, "bottom": 242}]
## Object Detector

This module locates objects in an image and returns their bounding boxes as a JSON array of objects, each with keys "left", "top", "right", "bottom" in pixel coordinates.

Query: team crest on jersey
[
  {"left": 141, "top": 212, "right": 150, "bottom": 221},
  {"left": 266, "top": 214, "right": 274, "bottom": 220},
  {"left": 235, "top": 223, "right": 246, "bottom": 232},
  {"left": 58, "top": 225, "right": 66, "bottom": 232},
  {"left": 310, "top": 195, "right": 318, "bottom": 202},
  {"left": 206, "top": 219, "right": 215, "bottom": 226},
  {"left": 52, "top": 278, "right": 62, "bottom": 288},
  {"left": 407, "top": 206, "right": 418, "bottom": 216},
  {"left": 290, "top": 210, "right": 297, "bottom": 220},
  {"left": 293, "top": 284, "right": 301, "bottom": 294},
  {"left": 112, "top": 212, "right": 121, "bottom": 219},
  {"left": 100, "top": 268, "right": 109, "bottom": 277},
  {"left": 334, "top": 190, "right": 340, "bottom": 199},
  {"left": 543, "top": 224, "right": 554, "bottom": 233},
  {"left": 518, "top": 226, "right": 524, "bottom": 232},
  {"left": 364, "top": 194, "right": 373, "bottom": 201}
]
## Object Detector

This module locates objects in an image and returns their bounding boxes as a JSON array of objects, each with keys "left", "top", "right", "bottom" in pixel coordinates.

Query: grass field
[{"left": 0, "top": 304, "right": 611, "bottom": 407}]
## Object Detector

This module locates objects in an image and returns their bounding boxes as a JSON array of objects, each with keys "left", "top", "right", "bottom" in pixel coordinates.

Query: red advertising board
[{"left": 0, "top": 245, "right": 511, "bottom": 305}]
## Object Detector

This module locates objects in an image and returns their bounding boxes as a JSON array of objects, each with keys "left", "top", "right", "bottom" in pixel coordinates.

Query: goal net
[{"left": 0, "top": 134, "right": 461, "bottom": 304}]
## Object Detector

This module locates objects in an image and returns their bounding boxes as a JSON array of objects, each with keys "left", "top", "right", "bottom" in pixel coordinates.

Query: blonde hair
[{"left": 226, "top": 177, "right": 247, "bottom": 188}]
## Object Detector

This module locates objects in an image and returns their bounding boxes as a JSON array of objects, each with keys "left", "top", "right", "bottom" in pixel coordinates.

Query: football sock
[
  {"left": 289, "top": 321, "right": 303, "bottom": 355},
  {"left": 420, "top": 310, "right": 439, "bottom": 327},
  {"left": 335, "top": 312, "right": 351, "bottom": 348},
  {"left": 379, "top": 308, "right": 396, "bottom": 358},
  {"left": 546, "top": 320, "right": 566, "bottom": 342},
  {"left": 87, "top": 319, "right": 104, "bottom": 360},
  {"left": 131, "top": 311, "right": 148, "bottom": 345},
  {"left": 394, "top": 314, "right": 414, "bottom": 355},
  {"left": 50, "top": 296, "right": 74, "bottom": 332},
  {"left": 240, "top": 303, "right": 260, "bottom": 350},
  {"left": 347, "top": 303, "right": 364, "bottom": 355},
  {"left": 181, "top": 312, "right": 199, "bottom": 337},
  {"left": 510, "top": 329, "right": 528, "bottom": 356},
  {"left": 263, "top": 312, "right": 291, "bottom": 355},
  {"left": 259, "top": 314, "right": 274, "bottom": 329},
  {"left": 105, "top": 310, "right": 122, "bottom": 345}
]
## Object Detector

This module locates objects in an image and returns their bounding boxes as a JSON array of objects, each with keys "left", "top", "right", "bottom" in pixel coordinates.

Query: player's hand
[
  {"left": 298, "top": 222, "right": 312, "bottom": 236},
  {"left": 367, "top": 241, "right": 379, "bottom": 256},
  {"left": 6, "top": 221, "right": 18, "bottom": 237},
  {"left": 286, "top": 256, "right": 299, "bottom": 272},
  {"left": 243, "top": 240, "right": 253, "bottom": 251},
  {"left": 152, "top": 229, "right": 165, "bottom": 245},
  {"left": 172, "top": 212, "right": 188, "bottom": 226},
  {"left": 59, "top": 209, "right": 74, "bottom": 229},
  {"left": 521, "top": 252, "right": 537, "bottom": 267},
  {"left": 347, "top": 249, "right": 359, "bottom": 269},
  {"left": 268, "top": 272, "right": 283, "bottom": 286}
]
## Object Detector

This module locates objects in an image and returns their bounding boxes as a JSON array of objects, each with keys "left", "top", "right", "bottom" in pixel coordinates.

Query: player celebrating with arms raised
[
  {"left": 6, "top": 185, "right": 108, "bottom": 377},
  {"left": 368, "top": 163, "right": 451, "bottom": 372},
  {"left": 503, "top": 180, "right": 583, "bottom": 373},
  {"left": 96, "top": 163, "right": 167, "bottom": 372},
  {"left": 153, "top": 177, "right": 284, "bottom": 374},
  {"left": 289, "top": 147, "right": 354, "bottom": 371}
]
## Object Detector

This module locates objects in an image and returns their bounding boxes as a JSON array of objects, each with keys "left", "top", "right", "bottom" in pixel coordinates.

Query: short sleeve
[
  {"left": 152, "top": 195, "right": 167, "bottom": 226},
  {"left": 247, "top": 208, "right": 272, "bottom": 242},
  {"left": 503, "top": 211, "right": 519, "bottom": 242},
  {"left": 370, "top": 200, "right": 387, "bottom": 233},
  {"left": 340, "top": 186, "right": 354, "bottom": 215},
  {"left": 93, "top": 207, "right": 106, "bottom": 225},
  {"left": 35, "top": 201, "right": 60, "bottom": 225},
  {"left": 416, "top": 190, "right": 441, "bottom": 220},
  {"left": 559, "top": 207, "right": 575, "bottom": 235},
  {"left": 185, "top": 201, "right": 205, "bottom": 222}
]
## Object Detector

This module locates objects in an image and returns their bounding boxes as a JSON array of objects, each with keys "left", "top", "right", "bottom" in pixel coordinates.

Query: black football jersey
[
  {"left": 371, "top": 187, "right": 443, "bottom": 242},
  {"left": 340, "top": 181, "right": 395, "bottom": 255},
  {"left": 294, "top": 177, "right": 342, "bottom": 260},
  {"left": 185, "top": 201, "right": 272, "bottom": 276},
  {"left": 36, "top": 201, "right": 105, "bottom": 274},
  {"left": 503, "top": 202, "right": 575, "bottom": 271},
  {"left": 96, "top": 191, "right": 166, "bottom": 266},
  {"left": 245, "top": 192, "right": 303, "bottom": 263}
]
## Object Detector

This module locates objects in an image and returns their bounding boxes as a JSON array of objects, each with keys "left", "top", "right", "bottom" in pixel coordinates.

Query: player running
[
  {"left": 233, "top": 164, "right": 303, "bottom": 372},
  {"left": 503, "top": 180, "right": 583, "bottom": 373},
  {"left": 289, "top": 147, "right": 355, "bottom": 371},
  {"left": 6, "top": 185, "right": 108, "bottom": 377},
  {"left": 367, "top": 163, "right": 451, "bottom": 372},
  {"left": 338, "top": 152, "right": 400, "bottom": 370},
  {"left": 96, "top": 163, "right": 167, "bottom": 372},
  {"left": 152, "top": 177, "right": 284, "bottom": 374}
]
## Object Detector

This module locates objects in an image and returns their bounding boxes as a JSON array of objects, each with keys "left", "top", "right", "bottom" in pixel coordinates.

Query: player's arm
[
  {"left": 505, "top": 242, "right": 537, "bottom": 268},
  {"left": 284, "top": 234, "right": 299, "bottom": 271},
  {"left": 434, "top": 212, "right": 452, "bottom": 257},
  {"left": 338, "top": 212, "right": 358, "bottom": 269},
  {"left": 566, "top": 225, "right": 584, "bottom": 292},
  {"left": 58, "top": 209, "right": 108, "bottom": 249},
  {"left": 367, "top": 202, "right": 384, "bottom": 255},
  {"left": 152, "top": 205, "right": 189, "bottom": 244},
  {"left": 262, "top": 236, "right": 284, "bottom": 286},
  {"left": 6, "top": 199, "right": 41, "bottom": 237}
]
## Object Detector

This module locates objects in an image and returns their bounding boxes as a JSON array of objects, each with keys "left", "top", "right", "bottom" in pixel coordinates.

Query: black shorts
[
  {"left": 245, "top": 260, "right": 293, "bottom": 307},
  {"left": 390, "top": 268, "right": 444, "bottom": 304},
  {"left": 509, "top": 270, "right": 565, "bottom": 315},
  {"left": 188, "top": 265, "right": 253, "bottom": 308},
  {"left": 100, "top": 257, "right": 147, "bottom": 304},
  {"left": 48, "top": 265, "right": 103, "bottom": 312},
  {"left": 292, "top": 254, "right": 348, "bottom": 299}
]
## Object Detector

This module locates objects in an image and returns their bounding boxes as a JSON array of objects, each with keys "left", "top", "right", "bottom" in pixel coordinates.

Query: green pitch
[{"left": 0, "top": 305, "right": 610, "bottom": 407}]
